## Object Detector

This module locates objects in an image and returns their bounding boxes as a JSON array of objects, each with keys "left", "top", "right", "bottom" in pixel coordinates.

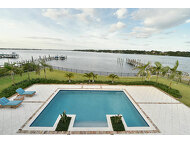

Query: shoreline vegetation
[
  {"left": 0, "top": 59, "right": 189, "bottom": 107},
  {"left": 74, "top": 49, "right": 190, "bottom": 58},
  {"left": 0, "top": 70, "right": 190, "bottom": 107}
]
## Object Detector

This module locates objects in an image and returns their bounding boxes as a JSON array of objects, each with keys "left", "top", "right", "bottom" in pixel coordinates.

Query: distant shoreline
[
  {"left": 0, "top": 48, "right": 69, "bottom": 51},
  {"left": 73, "top": 49, "right": 190, "bottom": 58},
  {"left": 1, "top": 48, "right": 190, "bottom": 58}
]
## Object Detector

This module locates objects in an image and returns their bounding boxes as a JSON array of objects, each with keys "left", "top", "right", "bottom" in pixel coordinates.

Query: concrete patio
[{"left": 0, "top": 84, "right": 190, "bottom": 135}]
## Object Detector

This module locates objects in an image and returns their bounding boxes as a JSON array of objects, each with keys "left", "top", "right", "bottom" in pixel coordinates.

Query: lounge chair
[
  {"left": 16, "top": 88, "right": 36, "bottom": 97},
  {"left": 0, "top": 97, "right": 22, "bottom": 108}
]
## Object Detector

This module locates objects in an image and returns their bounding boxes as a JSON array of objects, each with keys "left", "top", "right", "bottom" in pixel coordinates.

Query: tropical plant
[
  {"left": 168, "top": 60, "right": 179, "bottom": 88},
  {"left": 34, "top": 63, "right": 41, "bottom": 75},
  {"left": 39, "top": 60, "right": 53, "bottom": 79},
  {"left": 65, "top": 72, "right": 74, "bottom": 83},
  {"left": 90, "top": 72, "right": 98, "bottom": 82},
  {"left": 114, "top": 114, "right": 122, "bottom": 123},
  {"left": 4, "top": 63, "right": 23, "bottom": 85},
  {"left": 176, "top": 71, "right": 183, "bottom": 84},
  {"left": 152, "top": 62, "right": 162, "bottom": 82},
  {"left": 0, "top": 67, "right": 8, "bottom": 77},
  {"left": 83, "top": 73, "right": 92, "bottom": 83},
  {"left": 108, "top": 74, "right": 119, "bottom": 83},
  {"left": 22, "top": 62, "right": 36, "bottom": 80},
  {"left": 134, "top": 62, "right": 151, "bottom": 81},
  {"left": 14, "top": 66, "right": 24, "bottom": 77},
  {"left": 60, "top": 111, "right": 67, "bottom": 123},
  {"left": 161, "top": 66, "right": 170, "bottom": 78}
]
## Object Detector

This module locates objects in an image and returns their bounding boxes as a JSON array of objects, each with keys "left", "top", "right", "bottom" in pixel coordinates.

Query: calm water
[
  {"left": 30, "top": 90, "right": 148, "bottom": 127},
  {"left": 0, "top": 49, "right": 190, "bottom": 74}
]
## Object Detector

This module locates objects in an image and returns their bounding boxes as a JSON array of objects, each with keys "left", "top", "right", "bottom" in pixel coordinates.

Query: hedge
[{"left": 0, "top": 78, "right": 182, "bottom": 98}]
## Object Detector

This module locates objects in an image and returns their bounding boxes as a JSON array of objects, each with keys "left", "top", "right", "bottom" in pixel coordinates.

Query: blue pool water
[{"left": 30, "top": 90, "right": 149, "bottom": 127}]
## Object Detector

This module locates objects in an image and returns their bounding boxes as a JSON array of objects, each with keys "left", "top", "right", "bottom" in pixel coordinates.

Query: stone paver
[{"left": 0, "top": 84, "right": 190, "bottom": 134}]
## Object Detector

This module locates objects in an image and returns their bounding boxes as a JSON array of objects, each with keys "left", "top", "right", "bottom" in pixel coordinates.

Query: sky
[{"left": 0, "top": 8, "right": 190, "bottom": 51}]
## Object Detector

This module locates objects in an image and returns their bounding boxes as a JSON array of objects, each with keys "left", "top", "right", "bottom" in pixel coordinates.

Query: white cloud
[
  {"left": 76, "top": 8, "right": 100, "bottom": 23},
  {"left": 42, "top": 8, "right": 100, "bottom": 24},
  {"left": 130, "top": 9, "right": 190, "bottom": 38},
  {"left": 129, "top": 27, "right": 159, "bottom": 38},
  {"left": 42, "top": 9, "right": 70, "bottom": 20},
  {"left": 110, "top": 21, "right": 125, "bottom": 32},
  {"left": 114, "top": 8, "right": 127, "bottom": 19},
  {"left": 186, "top": 19, "right": 190, "bottom": 23}
]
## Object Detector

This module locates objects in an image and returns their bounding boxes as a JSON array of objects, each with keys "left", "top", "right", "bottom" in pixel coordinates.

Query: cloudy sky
[{"left": 0, "top": 8, "right": 190, "bottom": 51}]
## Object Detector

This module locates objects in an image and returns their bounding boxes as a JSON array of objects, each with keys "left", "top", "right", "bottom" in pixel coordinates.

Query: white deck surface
[{"left": 0, "top": 84, "right": 190, "bottom": 135}]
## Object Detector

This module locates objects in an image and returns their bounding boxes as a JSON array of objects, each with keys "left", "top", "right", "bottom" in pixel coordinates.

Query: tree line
[{"left": 74, "top": 49, "right": 190, "bottom": 57}]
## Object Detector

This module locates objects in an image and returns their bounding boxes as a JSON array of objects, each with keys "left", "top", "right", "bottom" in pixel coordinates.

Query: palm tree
[
  {"left": 65, "top": 72, "right": 74, "bottom": 83},
  {"left": 168, "top": 60, "right": 179, "bottom": 88},
  {"left": 108, "top": 74, "right": 119, "bottom": 83},
  {"left": 134, "top": 62, "right": 151, "bottom": 81},
  {"left": 15, "top": 66, "right": 24, "bottom": 77},
  {"left": 83, "top": 73, "right": 92, "bottom": 83},
  {"left": 4, "top": 63, "right": 23, "bottom": 85},
  {"left": 22, "top": 62, "right": 36, "bottom": 80},
  {"left": 161, "top": 66, "right": 170, "bottom": 78},
  {"left": 39, "top": 60, "right": 53, "bottom": 79},
  {"left": 176, "top": 71, "right": 183, "bottom": 84},
  {"left": 152, "top": 62, "right": 162, "bottom": 82},
  {"left": 34, "top": 63, "right": 41, "bottom": 76},
  {"left": 90, "top": 72, "right": 98, "bottom": 82}
]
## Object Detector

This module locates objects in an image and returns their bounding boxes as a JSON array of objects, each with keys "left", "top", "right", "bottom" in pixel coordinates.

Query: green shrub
[
  {"left": 55, "top": 116, "right": 71, "bottom": 131},
  {"left": 0, "top": 78, "right": 182, "bottom": 99},
  {"left": 111, "top": 115, "right": 125, "bottom": 131}
]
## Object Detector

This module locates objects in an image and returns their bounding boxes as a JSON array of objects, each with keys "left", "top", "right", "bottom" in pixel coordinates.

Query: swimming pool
[{"left": 30, "top": 90, "right": 149, "bottom": 127}]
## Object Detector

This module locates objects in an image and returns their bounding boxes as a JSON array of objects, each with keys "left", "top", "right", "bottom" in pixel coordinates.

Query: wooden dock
[
  {"left": 0, "top": 55, "right": 67, "bottom": 67},
  {"left": 0, "top": 52, "right": 19, "bottom": 59},
  {"left": 126, "top": 58, "right": 144, "bottom": 67}
]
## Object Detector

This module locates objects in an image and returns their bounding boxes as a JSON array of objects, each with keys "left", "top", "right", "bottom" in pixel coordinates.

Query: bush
[
  {"left": 0, "top": 78, "right": 182, "bottom": 99},
  {"left": 111, "top": 116, "right": 125, "bottom": 131},
  {"left": 55, "top": 117, "right": 71, "bottom": 131}
]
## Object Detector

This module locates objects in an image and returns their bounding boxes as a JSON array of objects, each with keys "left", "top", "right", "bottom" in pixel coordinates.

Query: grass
[
  {"left": 111, "top": 116, "right": 125, "bottom": 131},
  {"left": 55, "top": 117, "right": 71, "bottom": 131},
  {"left": 0, "top": 69, "right": 190, "bottom": 107}
]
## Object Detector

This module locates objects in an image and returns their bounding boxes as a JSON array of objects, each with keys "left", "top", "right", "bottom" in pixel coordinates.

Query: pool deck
[{"left": 0, "top": 84, "right": 190, "bottom": 135}]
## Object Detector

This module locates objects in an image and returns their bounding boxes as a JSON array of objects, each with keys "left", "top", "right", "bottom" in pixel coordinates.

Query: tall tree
[
  {"left": 134, "top": 62, "right": 151, "bottom": 81},
  {"left": 4, "top": 63, "right": 23, "bottom": 85},
  {"left": 90, "top": 72, "right": 98, "bottom": 82},
  {"left": 168, "top": 60, "right": 179, "bottom": 88},
  {"left": 65, "top": 72, "right": 74, "bottom": 83},
  {"left": 39, "top": 60, "right": 53, "bottom": 79},
  {"left": 83, "top": 73, "right": 92, "bottom": 83},
  {"left": 22, "top": 62, "right": 36, "bottom": 80},
  {"left": 176, "top": 71, "right": 183, "bottom": 84},
  {"left": 152, "top": 62, "right": 162, "bottom": 82},
  {"left": 108, "top": 74, "right": 119, "bottom": 83},
  {"left": 161, "top": 66, "right": 170, "bottom": 78}
]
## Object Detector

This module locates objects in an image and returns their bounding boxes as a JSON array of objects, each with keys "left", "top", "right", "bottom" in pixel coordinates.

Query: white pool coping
[{"left": 22, "top": 88, "right": 156, "bottom": 132}]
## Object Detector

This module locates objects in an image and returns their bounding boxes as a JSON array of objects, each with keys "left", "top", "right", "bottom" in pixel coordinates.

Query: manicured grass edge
[
  {"left": 55, "top": 117, "right": 71, "bottom": 131},
  {"left": 0, "top": 78, "right": 182, "bottom": 99},
  {"left": 111, "top": 116, "right": 125, "bottom": 131}
]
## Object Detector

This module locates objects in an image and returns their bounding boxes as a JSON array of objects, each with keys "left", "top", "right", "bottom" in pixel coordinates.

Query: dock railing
[{"left": 52, "top": 66, "right": 137, "bottom": 77}]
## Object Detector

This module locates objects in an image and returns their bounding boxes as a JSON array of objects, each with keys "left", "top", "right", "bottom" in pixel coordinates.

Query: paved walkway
[{"left": 0, "top": 84, "right": 190, "bottom": 134}]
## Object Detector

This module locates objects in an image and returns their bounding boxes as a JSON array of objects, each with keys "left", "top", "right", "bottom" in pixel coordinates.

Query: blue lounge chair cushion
[
  {"left": 0, "top": 99, "right": 6, "bottom": 105},
  {"left": 0, "top": 97, "right": 22, "bottom": 106},
  {"left": 23, "top": 91, "right": 36, "bottom": 95},
  {"left": 16, "top": 88, "right": 35, "bottom": 95},
  {"left": 5, "top": 100, "right": 22, "bottom": 106},
  {"left": 16, "top": 88, "right": 25, "bottom": 95},
  {"left": 1, "top": 97, "right": 10, "bottom": 103}
]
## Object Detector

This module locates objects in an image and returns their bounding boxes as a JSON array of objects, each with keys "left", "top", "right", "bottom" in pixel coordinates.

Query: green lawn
[{"left": 0, "top": 70, "right": 190, "bottom": 107}]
